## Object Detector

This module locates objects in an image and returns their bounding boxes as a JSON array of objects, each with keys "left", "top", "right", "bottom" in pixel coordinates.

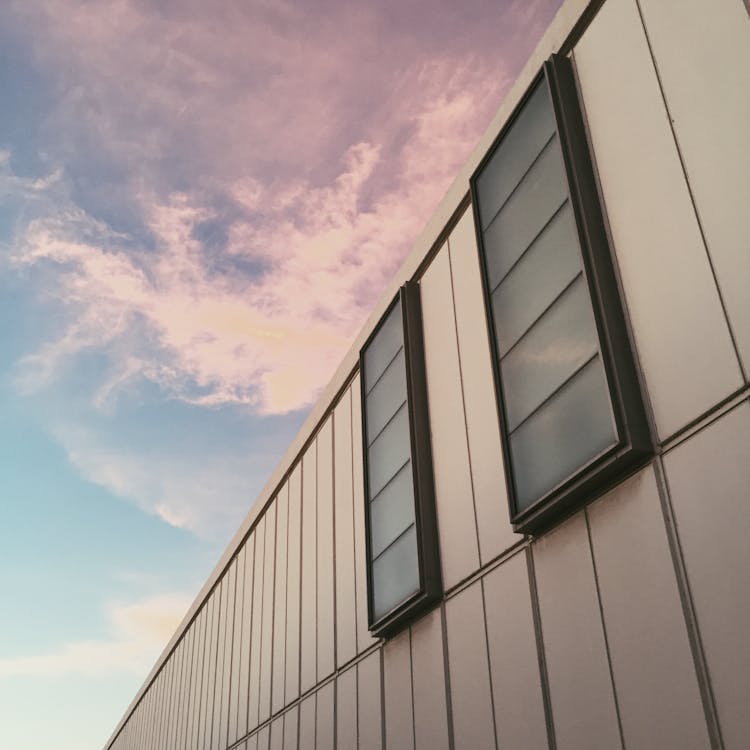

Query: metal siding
[
  {"left": 192, "top": 607, "right": 208, "bottom": 749},
  {"left": 211, "top": 577, "right": 228, "bottom": 750},
  {"left": 483, "top": 552, "right": 548, "bottom": 750},
  {"left": 284, "top": 706, "right": 299, "bottom": 750},
  {"left": 665, "top": 402, "right": 750, "bottom": 750},
  {"left": 445, "top": 582, "right": 496, "bottom": 750},
  {"left": 316, "top": 681, "right": 335, "bottom": 750},
  {"left": 286, "top": 464, "right": 302, "bottom": 704},
  {"left": 250, "top": 518, "right": 267, "bottom": 730},
  {"left": 420, "top": 245, "right": 480, "bottom": 589},
  {"left": 260, "top": 504, "right": 277, "bottom": 723},
  {"left": 300, "top": 444, "right": 318, "bottom": 693},
  {"left": 182, "top": 625, "right": 195, "bottom": 750},
  {"left": 238, "top": 537, "right": 256, "bottom": 739},
  {"left": 447, "top": 207, "right": 519, "bottom": 562},
  {"left": 588, "top": 468, "right": 710, "bottom": 750},
  {"left": 410, "top": 608, "right": 449, "bottom": 750},
  {"left": 637, "top": 0, "right": 750, "bottom": 368},
  {"left": 351, "top": 375, "right": 377, "bottom": 653},
  {"left": 176, "top": 636, "right": 189, "bottom": 750},
  {"left": 317, "top": 417, "right": 336, "bottom": 680},
  {"left": 383, "top": 630, "right": 414, "bottom": 750},
  {"left": 270, "top": 715, "right": 285, "bottom": 750},
  {"left": 334, "top": 388, "right": 357, "bottom": 667},
  {"left": 533, "top": 512, "right": 622, "bottom": 750},
  {"left": 299, "top": 694, "right": 316, "bottom": 750},
  {"left": 336, "top": 666, "right": 357, "bottom": 750},
  {"left": 258, "top": 725, "right": 270, "bottom": 750},
  {"left": 272, "top": 483, "right": 290, "bottom": 715},
  {"left": 229, "top": 546, "right": 246, "bottom": 744},
  {"left": 573, "top": 0, "right": 742, "bottom": 438},
  {"left": 220, "top": 559, "right": 238, "bottom": 747},
  {"left": 358, "top": 650, "right": 383, "bottom": 750},
  {"left": 204, "top": 589, "right": 220, "bottom": 750}
]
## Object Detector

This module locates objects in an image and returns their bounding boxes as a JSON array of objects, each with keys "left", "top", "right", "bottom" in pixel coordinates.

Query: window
[
  {"left": 471, "top": 53, "right": 652, "bottom": 533},
  {"left": 360, "top": 282, "right": 441, "bottom": 637}
]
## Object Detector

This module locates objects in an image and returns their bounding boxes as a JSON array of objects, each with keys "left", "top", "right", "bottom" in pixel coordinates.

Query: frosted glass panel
[
  {"left": 364, "top": 300, "right": 403, "bottom": 392},
  {"left": 367, "top": 403, "right": 411, "bottom": 498},
  {"left": 476, "top": 79, "right": 556, "bottom": 228},
  {"left": 366, "top": 347, "right": 407, "bottom": 444},
  {"left": 370, "top": 461, "right": 415, "bottom": 558},
  {"left": 501, "top": 275, "right": 599, "bottom": 430},
  {"left": 492, "top": 202, "right": 581, "bottom": 355},
  {"left": 510, "top": 356, "right": 616, "bottom": 509},
  {"left": 483, "top": 135, "right": 569, "bottom": 287},
  {"left": 372, "top": 525, "right": 420, "bottom": 619}
]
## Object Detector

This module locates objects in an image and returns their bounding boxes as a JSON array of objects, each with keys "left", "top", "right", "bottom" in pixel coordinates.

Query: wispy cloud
[{"left": 0, "top": 592, "right": 192, "bottom": 678}]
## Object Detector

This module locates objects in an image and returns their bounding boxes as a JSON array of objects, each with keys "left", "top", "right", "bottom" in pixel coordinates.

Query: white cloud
[{"left": 0, "top": 592, "right": 192, "bottom": 678}]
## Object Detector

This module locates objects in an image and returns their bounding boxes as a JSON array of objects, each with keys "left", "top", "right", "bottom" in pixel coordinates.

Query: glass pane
[
  {"left": 501, "top": 274, "right": 599, "bottom": 430},
  {"left": 492, "top": 202, "right": 582, "bottom": 355},
  {"left": 364, "top": 300, "right": 403, "bottom": 392},
  {"left": 365, "top": 347, "right": 407, "bottom": 445},
  {"left": 483, "top": 135, "right": 569, "bottom": 288},
  {"left": 369, "top": 461, "right": 415, "bottom": 559},
  {"left": 510, "top": 356, "right": 617, "bottom": 510},
  {"left": 372, "top": 525, "right": 420, "bottom": 620},
  {"left": 367, "top": 403, "right": 411, "bottom": 498},
  {"left": 476, "top": 79, "right": 556, "bottom": 229}
]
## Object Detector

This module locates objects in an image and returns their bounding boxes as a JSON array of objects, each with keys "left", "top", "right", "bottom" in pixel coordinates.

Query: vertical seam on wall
[
  {"left": 408, "top": 628, "right": 416, "bottom": 750},
  {"left": 568, "top": 48, "right": 661, "bottom": 446},
  {"left": 296, "top": 465, "right": 304, "bottom": 706},
  {"left": 279, "top": 486, "right": 290, "bottom": 714},
  {"left": 445, "top": 238, "right": 484, "bottom": 565},
  {"left": 479, "top": 580, "right": 501, "bottom": 750},
  {"left": 355, "top": 660, "right": 361, "bottom": 750},
  {"left": 633, "top": 0, "right": 747, "bottom": 382},
  {"left": 313, "top": 440, "right": 319, "bottom": 689},
  {"left": 583, "top": 508, "right": 626, "bottom": 750},
  {"left": 379, "top": 649, "right": 387, "bottom": 750},
  {"left": 525, "top": 546, "right": 557, "bottom": 750},
  {"left": 439, "top": 604, "right": 456, "bottom": 750},
  {"left": 349, "top": 386, "right": 361, "bottom": 657},
  {"left": 195, "top": 607, "right": 206, "bottom": 749},
  {"left": 331, "top": 415, "right": 339, "bottom": 684},
  {"left": 226, "top": 563, "right": 239, "bottom": 749},
  {"left": 652, "top": 457, "right": 725, "bottom": 750},
  {"left": 269, "top": 505, "right": 278, "bottom": 726},
  {"left": 245, "top": 538, "right": 256, "bottom": 739}
]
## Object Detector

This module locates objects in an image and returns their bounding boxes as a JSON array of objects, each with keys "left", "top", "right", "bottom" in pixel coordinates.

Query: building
[{"left": 102, "top": 0, "right": 750, "bottom": 747}]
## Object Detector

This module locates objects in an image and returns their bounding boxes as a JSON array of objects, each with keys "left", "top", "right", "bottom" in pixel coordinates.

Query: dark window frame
[
  {"left": 359, "top": 281, "right": 442, "bottom": 638},
  {"left": 470, "top": 53, "right": 652, "bottom": 534}
]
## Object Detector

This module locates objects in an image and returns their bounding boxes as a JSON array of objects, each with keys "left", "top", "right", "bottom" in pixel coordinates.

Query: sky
[{"left": 0, "top": 1, "right": 562, "bottom": 747}]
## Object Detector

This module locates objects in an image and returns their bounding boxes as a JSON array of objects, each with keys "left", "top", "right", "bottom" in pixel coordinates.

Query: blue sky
[{"left": 0, "top": 1, "right": 561, "bottom": 747}]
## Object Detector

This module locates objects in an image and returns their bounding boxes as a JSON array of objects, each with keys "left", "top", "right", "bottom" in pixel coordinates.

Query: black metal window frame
[
  {"left": 359, "top": 281, "right": 442, "bottom": 638},
  {"left": 470, "top": 53, "right": 652, "bottom": 534}
]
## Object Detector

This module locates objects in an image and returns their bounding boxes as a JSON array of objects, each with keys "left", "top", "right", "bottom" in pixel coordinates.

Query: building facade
[{"left": 103, "top": 0, "right": 750, "bottom": 748}]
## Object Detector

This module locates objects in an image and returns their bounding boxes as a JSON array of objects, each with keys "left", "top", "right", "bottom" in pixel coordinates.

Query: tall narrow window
[
  {"left": 360, "top": 281, "right": 441, "bottom": 637},
  {"left": 471, "top": 54, "right": 652, "bottom": 533}
]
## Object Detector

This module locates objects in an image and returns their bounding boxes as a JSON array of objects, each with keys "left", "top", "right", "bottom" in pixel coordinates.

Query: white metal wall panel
[
  {"left": 164, "top": 647, "right": 176, "bottom": 750},
  {"left": 316, "top": 681, "right": 335, "bottom": 750},
  {"left": 211, "top": 577, "right": 228, "bottom": 750},
  {"left": 588, "top": 468, "right": 710, "bottom": 750},
  {"left": 445, "top": 583, "right": 496, "bottom": 750},
  {"left": 351, "top": 375, "right": 377, "bottom": 654},
  {"left": 260, "top": 504, "right": 277, "bottom": 723},
  {"left": 533, "top": 512, "right": 622, "bottom": 750},
  {"left": 247, "top": 734, "right": 259, "bottom": 750},
  {"left": 384, "top": 630, "right": 414, "bottom": 750},
  {"left": 270, "top": 715, "right": 284, "bottom": 750},
  {"left": 191, "top": 607, "right": 207, "bottom": 749},
  {"left": 300, "top": 444, "right": 318, "bottom": 693},
  {"left": 317, "top": 418, "right": 336, "bottom": 680},
  {"left": 336, "top": 666, "right": 357, "bottom": 750},
  {"left": 203, "top": 589, "right": 220, "bottom": 750},
  {"left": 447, "top": 208, "right": 519, "bottom": 562},
  {"left": 665, "top": 402, "right": 750, "bottom": 750},
  {"left": 182, "top": 625, "right": 195, "bottom": 750},
  {"left": 285, "top": 465, "right": 302, "bottom": 704},
  {"left": 220, "top": 559, "right": 238, "bottom": 747},
  {"left": 284, "top": 706, "right": 299, "bottom": 750},
  {"left": 333, "top": 388, "right": 357, "bottom": 667},
  {"left": 483, "top": 551, "right": 548, "bottom": 750},
  {"left": 299, "top": 694, "right": 316, "bottom": 750},
  {"left": 272, "top": 484, "right": 289, "bottom": 715},
  {"left": 358, "top": 650, "right": 383, "bottom": 750},
  {"left": 410, "top": 608, "right": 449, "bottom": 750},
  {"left": 257, "top": 725, "right": 270, "bottom": 750},
  {"left": 237, "top": 537, "right": 256, "bottom": 739},
  {"left": 638, "top": 0, "right": 750, "bottom": 368},
  {"left": 229, "top": 547, "right": 246, "bottom": 744},
  {"left": 573, "top": 0, "right": 743, "bottom": 438},
  {"left": 420, "top": 245, "right": 480, "bottom": 589},
  {"left": 249, "top": 518, "right": 266, "bottom": 730},
  {"left": 175, "top": 636, "right": 188, "bottom": 750}
]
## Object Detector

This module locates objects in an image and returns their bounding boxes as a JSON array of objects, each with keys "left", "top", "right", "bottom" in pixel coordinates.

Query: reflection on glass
[
  {"left": 364, "top": 300, "right": 403, "bottom": 392},
  {"left": 365, "top": 348, "right": 407, "bottom": 444},
  {"left": 372, "top": 525, "right": 419, "bottom": 619},
  {"left": 369, "top": 462, "right": 415, "bottom": 558},
  {"left": 501, "top": 275, "right": 599, "bottom": 430},
  {"left": 367, "top": 403, "right": 411, "bottom": 498},
  {"left": 510, "top": 356, "right": 616, "bottom": 509},
  {"left": 492, "top": 202, "right": 581, "bottom": 355}
]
